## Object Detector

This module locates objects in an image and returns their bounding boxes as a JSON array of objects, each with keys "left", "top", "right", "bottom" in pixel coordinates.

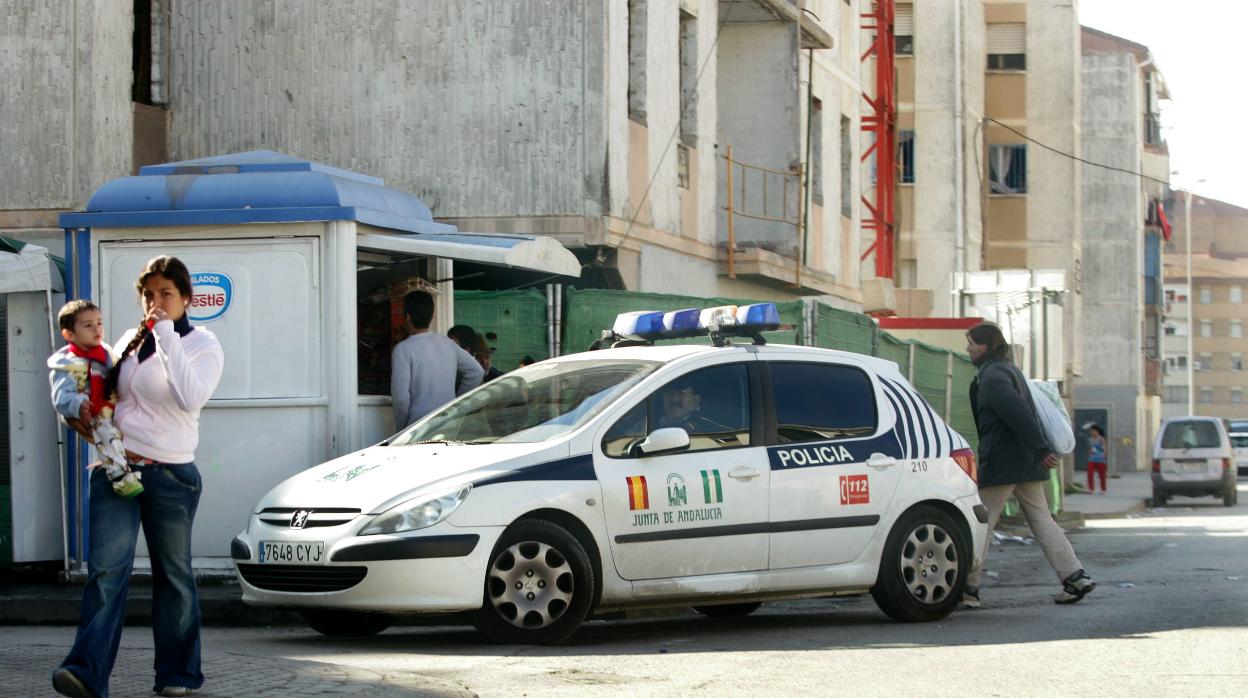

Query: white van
[{"left": 1152, "top": 417, "right": 1238, "bottom": 507}]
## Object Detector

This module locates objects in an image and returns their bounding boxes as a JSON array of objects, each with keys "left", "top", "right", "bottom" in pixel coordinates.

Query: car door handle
[
  {"left": 866, "top": 453, "right": 898, "bottom": 470},
  {"left": 728, "top": 467, "right": 761, "bottom": 481}
]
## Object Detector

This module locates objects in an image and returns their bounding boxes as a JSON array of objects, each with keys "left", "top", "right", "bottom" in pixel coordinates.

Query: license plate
[
  {"left": 259, "top": 541, "right": 324, "bottom": 564},
  {"left": 1177, "top": 460, "right": 1207, "bottom": 472}
]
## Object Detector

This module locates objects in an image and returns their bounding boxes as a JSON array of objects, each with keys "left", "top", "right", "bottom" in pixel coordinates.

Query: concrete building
[
  {"left": 0, "top": 1, "right": 870, "bottom": 308},
  {"left": 1075, "top": 27, "right": 1169, "bottom": 473},
  {"left": 1162, "top": 195, "right": 1248, "bottom": 420}
]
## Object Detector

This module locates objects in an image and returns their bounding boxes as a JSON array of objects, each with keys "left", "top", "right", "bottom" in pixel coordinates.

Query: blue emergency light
[{"left": 606, "top": 302, "right": 781, "bottom": 347}]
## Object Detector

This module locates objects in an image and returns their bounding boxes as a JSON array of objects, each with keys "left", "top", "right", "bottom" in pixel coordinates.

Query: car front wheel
[
  {"left": 871, "top": 505, "right": 968, "bottom": 622},
  {"left": 472, "top": 519, "right": 595, "bottom": 645}
]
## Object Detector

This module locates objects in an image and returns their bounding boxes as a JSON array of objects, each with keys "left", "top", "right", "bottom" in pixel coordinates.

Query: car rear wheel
[
  {"left": 300, "top": 609, "right": 393, "bottom": 637},
  {"left": 871, "top": 505, "right": 968, "bottom": 622},
  {"left": 472, "top": 519, "right": 595, "bottom": 645},
  {"left": 693, "top": 602, "right": 762, "bottom": 618}
]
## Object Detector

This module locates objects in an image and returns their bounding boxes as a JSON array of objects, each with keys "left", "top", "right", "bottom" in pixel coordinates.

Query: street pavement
[{"left": 3, "top": 474, "right": 1244, "bottom": 697}]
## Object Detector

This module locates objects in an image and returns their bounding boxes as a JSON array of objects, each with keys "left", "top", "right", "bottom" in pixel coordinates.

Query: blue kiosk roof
[{"left": 59, "top": 150, "right": 455, "bottom": 235}]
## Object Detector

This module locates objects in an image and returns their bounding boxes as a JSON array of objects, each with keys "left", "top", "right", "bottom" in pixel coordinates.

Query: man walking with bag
[{"left": 962, "top": 323, "right": 1096, "bottom": 608}]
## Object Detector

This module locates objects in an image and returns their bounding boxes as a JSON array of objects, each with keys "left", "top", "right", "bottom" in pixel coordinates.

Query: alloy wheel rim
[
  {"left": 486, "top": 540, "right": 575, "bottom": 629},
  {"left": 899, "top": 523, "right": 959, "bottom": 605}
]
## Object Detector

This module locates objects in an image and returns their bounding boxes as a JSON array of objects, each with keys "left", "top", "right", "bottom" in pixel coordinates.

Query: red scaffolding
[{"left": 860, "top": 0, "right": 896, "bottom": 279}]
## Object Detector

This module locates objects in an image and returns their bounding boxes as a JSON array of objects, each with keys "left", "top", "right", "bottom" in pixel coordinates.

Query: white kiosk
[{"left": 60, "top": 151, "right": 580, "bottom": 562}]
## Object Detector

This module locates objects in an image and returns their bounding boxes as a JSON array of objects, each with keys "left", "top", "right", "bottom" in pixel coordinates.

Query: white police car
[{"left": 233, "top": 304, "right": 988, "bottom": 644}]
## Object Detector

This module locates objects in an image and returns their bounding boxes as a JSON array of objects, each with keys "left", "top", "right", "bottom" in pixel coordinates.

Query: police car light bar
[{"left": 608, "top": 302, "right": 780, "bottom": 346}]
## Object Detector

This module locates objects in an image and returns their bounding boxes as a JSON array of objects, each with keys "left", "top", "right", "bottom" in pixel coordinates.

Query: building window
[
  {"left": 895, "top": 3, "right": 914, "bottom": 56},
  {"left": 988, "top": 144, "right": 1027, "bottom": 194},
  {"left": 987, "top": 23, "right": 1026, "bottom": 70},
  {"left": 678, "top": 9, "right": 697, "bottom": 146},
  {"left": 1235, "top": 389, "right": 1245, "bottom": 404},
  {"left": 627, "top": 0, "right": 647, "bottom": 124},
  {"left": 1199, "top": 352, "right": 1213, "bottom": 371},
  {"left": 899, "top": 130, "right": 915, "bottom": 184},
  {"left": 1176, "top": 355, "right": 1188, "bottom": 369},
  {"left": 1164, "top": 324, "right": 1176, "bottom": 336},
  {"left": 1232, "top": 285, "right": 1243, "bottom": 304},
  {"left": 1201, "top": 387, "right": 1214, "bottom": 404},
  {"left": 1234, "top": 354, "right": 1244, "bottom": 372},
  {"left": 1164, "top": 385, "right": 1188, "bottom": 404},
  {"left": 1199, "top": 287, "right": 1212, "bottom": 304},
  {"left": 1200, "top": 320, "right": 1213, "bottom": 338},
  {"left": 1177, "top": 292, "right": 1188, "bottom": 303},
  {"left": 1233, "top": 320, "right": 1244, "bottom": 338},
  {"left": 811, "top": 97, "right": 824, "bottom": 206},
  {"left": 840, "top": 115, "right": 852, "bottom": 217}
]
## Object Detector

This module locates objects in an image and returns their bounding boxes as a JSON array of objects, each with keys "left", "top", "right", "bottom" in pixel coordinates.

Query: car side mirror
[{"left": 630, "top": 428, "right": 690, "bottom": 458}]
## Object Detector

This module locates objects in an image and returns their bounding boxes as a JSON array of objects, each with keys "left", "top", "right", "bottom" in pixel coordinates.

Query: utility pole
[{"left": 1185, "top": 188, "right": 1194, "bottom": 415}]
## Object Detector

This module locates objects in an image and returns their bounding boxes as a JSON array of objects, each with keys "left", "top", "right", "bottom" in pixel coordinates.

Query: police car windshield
[{"left": 389, "top": 359, "right": 662, "bottom": 446}]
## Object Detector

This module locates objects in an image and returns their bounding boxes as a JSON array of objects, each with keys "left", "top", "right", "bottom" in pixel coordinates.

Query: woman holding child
[{"left": 53, "top": 256, "right": 223, "bottom": 698}]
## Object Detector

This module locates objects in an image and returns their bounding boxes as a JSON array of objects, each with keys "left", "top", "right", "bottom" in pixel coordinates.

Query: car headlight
[{"left": 359, "top": 485, "right": 472, "bottom": 536}]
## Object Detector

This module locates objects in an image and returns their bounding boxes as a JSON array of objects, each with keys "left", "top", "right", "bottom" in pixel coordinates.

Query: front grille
[
  {"left": 258, "top": 507, "right": 362, "bottom": 528},
  {"left": 237, "top": 564, "right": 367, "bottom": 593}
]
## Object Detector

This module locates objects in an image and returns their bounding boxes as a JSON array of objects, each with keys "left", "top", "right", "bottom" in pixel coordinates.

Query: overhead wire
[{"left": 984, "top": 116, "right": 1171, "bottom": 186}]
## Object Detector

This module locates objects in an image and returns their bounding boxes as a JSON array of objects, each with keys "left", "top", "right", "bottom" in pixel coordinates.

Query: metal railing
[{"left": 723, "top": 145, "right": 806, "bottom": 286}]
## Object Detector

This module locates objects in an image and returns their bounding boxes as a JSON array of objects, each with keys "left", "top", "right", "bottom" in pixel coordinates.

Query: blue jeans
[{"left": 59, "top": 463, "right": 204, "bottom": 697}]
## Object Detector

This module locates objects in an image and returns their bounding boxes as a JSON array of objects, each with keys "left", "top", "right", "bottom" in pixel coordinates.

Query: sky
[{"left": 1078, "top": 0, "right": 1248, "bottom": 207}]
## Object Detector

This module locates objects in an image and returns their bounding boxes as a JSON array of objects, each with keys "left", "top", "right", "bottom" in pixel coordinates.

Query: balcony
[{"left": 1144, "top": 113, "right": 1166, "bottom": 152}]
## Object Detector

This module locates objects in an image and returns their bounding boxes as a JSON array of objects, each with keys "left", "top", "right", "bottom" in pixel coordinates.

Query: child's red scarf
[{"left": 67, "top": 343, "right": 110, "bottom": 416}]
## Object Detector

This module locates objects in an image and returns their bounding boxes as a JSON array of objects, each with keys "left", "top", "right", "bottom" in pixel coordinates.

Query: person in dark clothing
[{"left": 962, "top": 322, "right": 1095, "bottom": 608}]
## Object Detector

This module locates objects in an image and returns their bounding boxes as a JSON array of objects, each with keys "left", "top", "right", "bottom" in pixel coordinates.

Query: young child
[{"left": 47, "top": 300, "right": 143, "bottom": 498}]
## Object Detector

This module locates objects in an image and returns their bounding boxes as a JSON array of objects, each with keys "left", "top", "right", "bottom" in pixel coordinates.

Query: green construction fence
[{"left": 453, "top": 290, "right": 550, "bottom": 372}]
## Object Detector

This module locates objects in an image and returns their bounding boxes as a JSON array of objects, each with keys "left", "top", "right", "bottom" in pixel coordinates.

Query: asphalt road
[{"left": 5, "top": 483, "right": 1247, "bottom": 697}]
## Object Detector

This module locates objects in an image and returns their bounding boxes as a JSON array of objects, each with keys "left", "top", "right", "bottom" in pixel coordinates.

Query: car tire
[
  {"left": 472, "top": 519, "right": 595, "bottom": 645},
  {"left": 870, "top": 505, "right": 968, "bottom": 623},
  {"left": 300, "top": 609, "right": 393, "bottom": 637},
  {"left": 693, "top": 602, "right": 762, "bottom": 618},
  {"left": 1153, "top": 490, "right": 1167, "bottom": 508}
]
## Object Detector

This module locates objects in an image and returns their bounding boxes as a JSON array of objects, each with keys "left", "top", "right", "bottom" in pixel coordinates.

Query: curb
[{"left": 1077, "top": 498, "right": 1150, "bottom": 520}]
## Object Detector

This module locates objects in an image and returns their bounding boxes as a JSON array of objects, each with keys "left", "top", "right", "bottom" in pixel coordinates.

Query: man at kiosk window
[{"left": 391, "top": 290, "right": 484, "bottom": 428}]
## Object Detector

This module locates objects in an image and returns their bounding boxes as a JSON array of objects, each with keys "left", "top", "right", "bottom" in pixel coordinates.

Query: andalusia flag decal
[
  {"left": 701, "top": 469, "right": 723, "bottom": 504},
  {"left": 626, "top": 476, "right": 650, "bottom": 510}
]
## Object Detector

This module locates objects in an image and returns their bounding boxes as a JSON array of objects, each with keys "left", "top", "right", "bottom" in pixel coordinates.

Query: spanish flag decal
[{"left": 626, "top": 475, "right": 650, "bottom": 510}]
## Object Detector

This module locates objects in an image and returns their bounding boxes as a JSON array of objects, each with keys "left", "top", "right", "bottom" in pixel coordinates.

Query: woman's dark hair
[
  {"left": 966, "top": 322, "right": 1012, "bottom": 361},
  {"left": 447, "top": 324, "right": 477, "bottom": 348},
  {"left": 104, "top": 256, "right": 194, "bottom": 398},
  {"left": 1089, "top": 424, "right": 1105, "bottom": 437}
]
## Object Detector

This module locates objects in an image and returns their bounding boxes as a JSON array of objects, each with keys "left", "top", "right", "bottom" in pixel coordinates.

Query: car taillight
[
  {"left": 952, "top": 448, "right": 977, "bottom": 483},
  {"left": 1152, "top": 459, "right": 1160, "bottom": 473},
  {"left": 1223, "top": 458, "right": 1232, "bottom": 471}
]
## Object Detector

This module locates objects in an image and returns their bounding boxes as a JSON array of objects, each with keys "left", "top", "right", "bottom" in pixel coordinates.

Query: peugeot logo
[{"left": 290, "top": 510, "right": 312, "bottom": 529}]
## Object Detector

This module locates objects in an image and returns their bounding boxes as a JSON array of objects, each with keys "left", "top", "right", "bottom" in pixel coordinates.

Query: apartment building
[
  {"left": 1075, "top": 27, "right": 1170, "bottom": 472},
  {"left": 1162, "top": 194, "right": 1248, "bottom": 420},
  {"left": 883, "top": 0, "right": 1080, "bottom": 311},
  {"left": 0, "top": 0, "right": 866, "bottom": 307}
]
